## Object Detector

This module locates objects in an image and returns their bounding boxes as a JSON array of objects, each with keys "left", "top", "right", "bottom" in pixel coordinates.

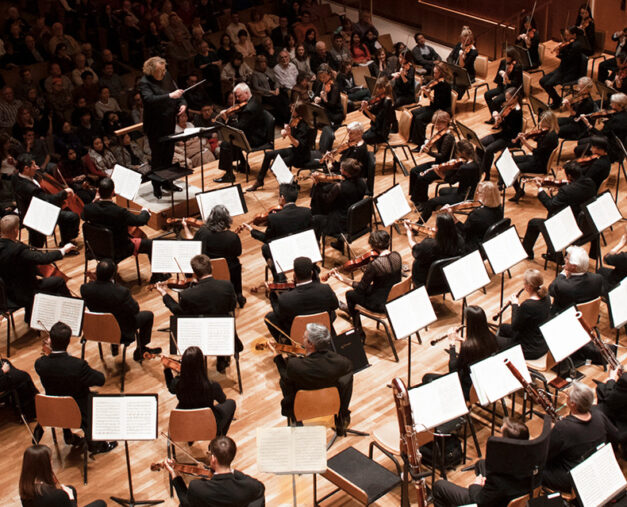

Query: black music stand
[
  {"left": 512, "top": 44, "right": 534, "bottom": 70},
  {"left": 442, "top": 62, "right": 472, "bottom": 90},
  {"left": 454, "top": 121, "right": 486, "bottom": 155},
  {"left": 165, "top": 127, "right": 215, "bottom": 192},
  {"left": 151, "top": 164, "right": 194, "bottom": 217},
  {"left": 216, "top": 125, "right": 252, "bottom": 183},
  {"left": 595, "top": 80, "right": 618, "bottom": 110},
  {"left": 302, "top": 103, "right": 331, "bottom": 131},
  {"left": 365, "top": 75, "right": 377, "bottom": 95}
]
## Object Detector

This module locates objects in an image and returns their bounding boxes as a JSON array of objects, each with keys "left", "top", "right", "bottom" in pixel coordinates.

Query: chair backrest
[
  {"left": 293, "top": 386, "right": 340, "bottom": 421},
  {"left": 82, "top": 311, "right": 122, "bottom": 345},
  {"left": 398, "top": 109, "right": 413, "bottom": 141},
  {"left": 262, "top": 109, "right": 275, "bottom": 146},
  {"left": 169, "top": 408, "right": 217, "bottom": 443},
  {"left": 507, "top": 493, "right": 531, "bottom": 507},
  {"left": 0, "top": 277, "right": 8, "bottom": 313},
  {"left": 290, "top": 312, "right": 331, "bottom": 345},
  {"left": 546, "top": 146, "right": 559, "bottom": 174},
  {"left": 483, "top": 217, "right": 511, "bottom": 242},
  {"left": 538, "top": 43, "right": 545, "bottom": 64},
  {"left": 35, "top": 394, "right": 82, "bottom": 429},
  {"left": 594, "top": 31, "right": 605, "bottom": 54},
  {"left": 387, "top": 276, "right": 412, "bottom": 302},
  {"left": 352, "top": 64, "right": 371, "bottom": 88},
  {"left": 340, "top": 92, "right": 348, "bottom": 117},
  {"left": 82, "top": 222, "right": 115, "bottom": 260},
  {"left": 365, "top": 151, "right": 376, "bottom": 195},
  {"left": 345, "top": 197, "right": 373, "bottom": 243},
  {"left": 425, "top": 255, "right": 460, "bottom": 296},
  {"left": 378, "top": 33, "right": 394, "bottom": 54},
  {"left": 210, "top": 258, "right": 230, "bottom": 281},
  {"left": 451, "top": 90, "right": 457, "bottom": 117},
  {"left": 575, "top": 297, "right": 602, "bottom": 329},
  {"left": 529, "top": 95, "right": 548, "bottom": 119},
  {"left": 522, "top": 72, "right": 531, "bottom": 97},
  {"left": 474, "top": 55, "right": 489, "bottom": 80},
  {"left": 579, "top": 54, "right": 589, "bottom": 78}
]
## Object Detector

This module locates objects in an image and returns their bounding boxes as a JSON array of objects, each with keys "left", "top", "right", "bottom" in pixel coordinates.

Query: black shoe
[
  {"left": 411, "top": 146, "right": 422, "bottom": 153},
  {"left": 89, "top": 441, "right": 118, "bottom": 455},
  {"left": 508, "top": 189, "right": 525, "bottom": 203},
  {"left": 153, "top": 186, "right": 163, "bottom": 199},
  {"left": 485, "top": 118, "right": 495, "bottom": 124},
  {"left": 163, "top": 181, "right": 183, "bottom": 192},
  {"left": 237, "top": 294, "right": 247, "bottom": 308},
  {"left": 214, "top": 174, "right": 235, "bottom": 184},
  {"left": 145, "top": 346, "right": 162, "bottom": 355},
  {"left": 149, "top": 272, "right": 171, "bottom": 284},
  {"left": 111, "top": 344, "right": 119, "bottom": 356},
  {"left": 216, "top": 356, "right": 231, "bottom": 374},
  {"left": 33, "top": 423, "right": 44, "bottom": 444},
  {"left": 246, "top": 182, "right": 262, "bottom": 192},
  {"left": 64, "top": 433, "right": 84, "bottom": 447},
  {"left": 330, "top": 240, "right": 344, "bottom": 252}
]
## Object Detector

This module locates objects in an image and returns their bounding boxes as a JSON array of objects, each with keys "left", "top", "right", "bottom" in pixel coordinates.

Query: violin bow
[
  {"left": 160, "top": 432, "right": 206, "bottom": 466},
  {"left": 525, "top": 1, "right": 537, "bottom": 37},
  {"left": 173, "top": 257, "right": 186, "bottom": 281}
]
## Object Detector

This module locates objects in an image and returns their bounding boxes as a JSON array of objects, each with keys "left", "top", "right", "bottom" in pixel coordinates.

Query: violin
[
  {"left": 320, "top": 250, "right": 379, "bottom": 281},
  {"left": 320, "top": 140, "right": 358, "bottom": 164},
  {"left": 573, "top": 154, "right": 600, "bottom": 165},
  {"left": 166, "top": 217, "right": 205, "bottom": 228},
  {"left": 436, "top": 200, "right": 482, "bottom": 214},
  {"left": 520, "top": 176, "right": 569, "bottom": 188},
  {"left": 367, "top": 93, "right": 386, "bottom": 107},
  {"left": 552, "top": 39, "right": 573, "bottom": 55},
  {"left": 253, "top": 337, "right": 305, "bottom": 356},
  {"left": 418, "top": 77, "right": 443, "bottom": 100},
  {"left": 312, "top": 173, "right": 344, "bottom": 184},
  {"left": 420, "top": 158, "right": 464, "bottom": 177},
  {"left": 36, "top": 171, "right": 85, "bottom": 216},
  {"left": 402, "top": 220, "right": 436, "bottom": 238},
  {"left": 41, "top": 339, "right": 51, "bottom": 356},
  {"left": 265, "top": 281, "right": 296, "bottom": 291},
  {"left": 219, "top": 100, "right": 248, "bottom": 119},
  {"left": 322, "top": 79, "right": 334, "bottom": 96},
  {"left": 143, "top": 351, "right": 181, "bottom": 372},
  {"left": 37, "top": 263, "right": 70, "bottom": 282},
  {"left": 576, "top": 109, "right": 617, "bottom": 121},
  {"left": 234, "top": 205, "right": 283, "bottom": 232},
  {"left": 151, "top": 461, "right": 213, "bottom": 479},
  {"left": 147, "top": 276, "right": 194, "bottom": 291},
  {"left": 513, "top": 126, "right": 549, "bottom": 143},
  {"left": 578, "top": 17, "right": 591, "bottom": 31},
  {"left": 420, "top": 127, "right": 451, "bottom": 154}
]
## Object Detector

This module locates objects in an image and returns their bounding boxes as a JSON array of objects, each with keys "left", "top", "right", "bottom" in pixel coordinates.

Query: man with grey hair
[
  {"left": 274, "top": 323, "right": 353, "bottom": 426},
  {"left": 319, "top": 121, "right": 369, "bottom": 176},
  {"left": 543, "top": 381, "right": 619, "bottom": 492},
  {"left": 273, "top": 50, "right": 298, "bottom": 89}
]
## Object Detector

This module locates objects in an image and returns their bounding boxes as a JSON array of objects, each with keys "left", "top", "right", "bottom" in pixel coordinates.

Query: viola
[
  {"left": 253, "top": 338, "right": 305, "bottom": 356},
  {"left": 41, "top": 339, "right": 51, "bottom": 356},
  {"left": 320, "top": 140, "right": 359, "bottom": 164},
  {"left": 402, "top": 220, "right": 436, "bottom": 238},
  {"left": 151, "top": 461, "right": 213, "bottom": 479},
  {"left": 321, "top": 250, "right": 380, "bottom": 281},
  {"left": 418, "top": 77, "right": 443, "bottom": 100},
  {"left": 166, "top": 217, "right": 205, "bottom": 228},
  {"left": 552, "top": 39, "right": 573, "bottom": 54},
  {"left": 312, "top": 173, "right": 344, "bottom": 184},
  {"left": 265, "top": 281, "right": 296, "bottom": 291},
  {"left": 143, "top": 352, "right": 181, "bottom": 373}
]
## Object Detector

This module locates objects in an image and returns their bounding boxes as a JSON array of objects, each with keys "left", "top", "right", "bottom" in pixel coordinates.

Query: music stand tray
[
  {"left": 365, "top": 75, "right": 377, "bottom": 95},
  {"left": 443, "top": 62, "right": 471, "bottom": 89},
  {"left": 302, "top": 103, "right": 331, "bottom": 130},
  {"left": 512, "top": 44, "right": 533, "bottom": 69},
  {"left": 151, "top": 164, "right": 194, "bottom": 217},
  {"left": 216, "top": 125, "right": 252, "bottom": 153},
  {"left": 454, "top": 121, "right": 485, "bottom": 151}
]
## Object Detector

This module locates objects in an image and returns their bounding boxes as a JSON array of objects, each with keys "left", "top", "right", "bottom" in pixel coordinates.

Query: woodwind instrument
[
  {"left": 492, "top": 287, "right": 525, "bottom": 321},
  {"left": 504, "top": 358, "right": 561, "bottom": 422},
  {"left": 391, "top": 377, "right": 428, "bottom": 507},
  {"left": 430, "top": 325, "right": 466, "bottom": 346},
  {"left": 576, "top": 312, "right": 624, "bottom": 375}
]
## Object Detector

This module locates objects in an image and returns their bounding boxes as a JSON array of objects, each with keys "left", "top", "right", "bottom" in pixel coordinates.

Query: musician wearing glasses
[{"left": 557, "top": 77, "right": 595, "bottom": 142}]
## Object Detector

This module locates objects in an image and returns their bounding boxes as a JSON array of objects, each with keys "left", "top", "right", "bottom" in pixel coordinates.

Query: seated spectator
[
  {"left": 217, "top": 34, "right": 236, "bottom": 66},
  {"left": 11, "top": 106, "right": 34, "bottom": 144},
  {"left": 259, "top": 37, "right": 279, "bottom": 67},
  {"left": 350, "top": 32, "right": 372, "bottom": 64},
  {"left": 113, "top": 133, "right": 150, "bottom": 173},
  {"left": 330, "top": 33, "right": 351, "bottom": 69},
  {"left": 235, "top": 29, "right": 256, "bottom": 58},
  {"left": 274, "top": 50, "right": 299, "bottom": 90},
  {"left": 339, "top": 16, "right": 355, "bottom": 44},
  {"left": 48, "top": 22, "right": 81, "bottom": 56},
  {"left": 102, "top": 111, "right": 123, "bottom": 138},
  {"left": 182, "top": 73, "right": 210, "bottom": 112},
  {"left": 76, "top": 108, "right": 104, "bottom": 147},
  {"left": 293, "top": 11, "right": 317, "bottom": 44},
  {"left": 14, "top": 68, "right": 40, "bottom": 102},
  {"left": 248, "top": 9, "right": 276, "bottom": 46},
  {"left": 46, "top": 78, "right": 73, "bottom": 123},
  {"left": 310, "top": 41, "right": 336, "bottom": 74},
  {"left": 20, "top": 129, "right": 52, "bottom": 172},
  {"left": 129, "top": 91, "right": 143, "bottom": 124},
  {"left": 22, "top": 88, "right": 49, "bottom": 135},
  {"left": 194, "top": 41, "right": 222, "bottom": 103},
  {"left": 87, "top": 136, "right": 117, "bottom": 178},
  {"left": 21, "top": 34, "right": 45, "bottom": 64},
  {"left": 363, "top": 29, "right": 381, "bottom": 56},
  {"left": 173, "top": 112, "right": 214, "bottom": 168},
  {"left": 292, "top": 44, "right": 312, "bottom": 77},
  {"left": 52, "top": 42, "right": 74, "bottom": 74},
  {"left": 271, "top": 16, "right": 295, "bottom": 49},
  {"left": 167, "top": 31, "right": 196, "bottom": 70},
  {"left": 226, "top": 12, "right": 249, "bottom": 43},
  {"left": 354, "top": 11, "right": 378, "bottom": 39},
  {"left": 94, "top": 86, "right": 121, "bottom": 120},
  {"left": 43, "top": 63, "right": 73, "bottom": 96},
  {"left": 0, "top": 86, "right": 23, "bottom": 132},
  {"left": 0, "top": 133, "right": 17, "bottom": 178},
  {"left": 99, "top": 63, "right": 124, "bottom": 102},
  {"left": 72, "top": 71, "right": 100, "bottom": 106},
  {"left": 53, "top": 121, "right": 83, "bottom": 160},
  {"left": 164, "top": 13, "right": 191, "bottom": 42},
  {"left": 285, "top": 34, "right": 297, "bottom": 59},
  {"left": 221, "top": 52, "right": 253, "bottom": 85},
  {"left": 303, "top": 29, "right": 317, "bottom": 57},
  {"left": 369, "top": 47, "right": 399, "bottom": 78},
  {"left": 251, "top": 55, "right": 290, "bottom": 124},
  {"left": 337, "top": 60, "right": 370, "bottom": 103}
]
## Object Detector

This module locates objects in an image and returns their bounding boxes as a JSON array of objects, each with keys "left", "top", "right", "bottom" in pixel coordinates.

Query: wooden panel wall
[{"left": 592, "top": 0, "right": 627, "bottom": 52}]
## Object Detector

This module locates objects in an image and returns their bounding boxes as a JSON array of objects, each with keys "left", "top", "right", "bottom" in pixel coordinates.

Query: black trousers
[
  {"left": 512, "top": 154, "right": 545, "bottom": 193},
  {"left": 432, "top": 460, "right": 488, "bottom": 507},
  {"left": 521, "top": 217, "right": 547, "bottom": 259},
  {"left": 135, "top": 310, "right": 154, "bottom": 348},
  {"left": 362, "top": 128, "right": 386, "bottom": 145},
  {"left": 410, "top": 106, "right": 437, "bottom": 145},
  {"left": 214, "top": 399, "right": 236, "bottom": 435},
  {"left": 147, "top": 135, "right": 175, "bottom": 193},
  {"left": 540, "top": 69, "right": 566, "bottom": 105},
  {"left": 0, "top": 361, "right": 38, "bottom": 419},
  {"left": 256, "top": 148, "right": 296, "bottom": 185},
  {"left": 558, "top": 116, "right": 587, "bottom": 140},
  {"left": 480, "top": 134, "right": 509, "bottom": 179},
  {"left": 28, "top": 209, "right": 79, "bottom": 248},
  {"left": 218, "top": 142, "right": 243, "bottom": 177},
  {"left": 484, "top": 85, "right": 506, "bottom": 114},
  {"left": 420, "top": 189, "right": 465, "bottom": 222},
  {"left": 598, "top": 57, "right": 618, "bottom": 83},
  {"left": 409, "top": 163, "right": 439, "bottom": 204},
  {"left": 319, "top": 125, "right": 335, "bottom": 153},
  {"left": 264, "top": 310, "right": 288, "bottom": 343}
]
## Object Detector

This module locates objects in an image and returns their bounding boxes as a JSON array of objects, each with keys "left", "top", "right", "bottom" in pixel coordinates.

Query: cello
[{"left": 37, "top": 170, "right": 85, "bottom": 216}]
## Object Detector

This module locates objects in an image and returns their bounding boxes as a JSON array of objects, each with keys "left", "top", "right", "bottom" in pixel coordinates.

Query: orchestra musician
[
  {"left": 391, "top": 50, "right": 416, "bottom": 109},
  {"left": 516, "top": 15, "right": 541, "bottom": 69},
  {"left": 598, "top": 224, "right": 627, "bottom": 292},
  {"left": 319, "top": 121, "right": 370, "bottom": 177},
  {"left": 598, "top": 27, "right": 627, "bottom": 83},
  {"left": 575, "top": 3, "right": 596, "bottom": 56},
  {"left": 566, "top": 136, "right": 611, "bottom": 192},
  {"left": 596, "top": 368, "right": 627, "bottom": 430},
  {"left": 163, "top": 436, "right": 265, "bottom": 507},
  {"left": 484, "top": 49, "right": 523, "bottom": 123},
  {"left": 0, "top": 356, "right": 38, "bottom": 422},
  {"left": 557, "top": 77, "right": 595, "bottom": 142},
  {"left": 264, "top": 256, "right": 339, "bottom": 343},
  {"left": 446, "top": 27, "right": 478, "bottom": 99},
  {"left": 496, "top": 268, "right": 551, "bottom": 360},
  {"left": 312, "top": 63, "right": 345, "bottom": 128},
  {"left": 164, "top": 346, "right": 236, "bottom": 436},
  {"left": 360, "top": 78, "right": 395, "bottom": 146},
  {"left": 605, "top": 54, "right": 627, "bottom": 95}
]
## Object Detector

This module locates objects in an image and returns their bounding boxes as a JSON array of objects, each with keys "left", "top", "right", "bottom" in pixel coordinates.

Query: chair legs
[
  {"left": 134, "top": 255, "right": 141, "bottom": 283},
  {"left": 121, "top": 345, "right": 127, "bottom": 392}
]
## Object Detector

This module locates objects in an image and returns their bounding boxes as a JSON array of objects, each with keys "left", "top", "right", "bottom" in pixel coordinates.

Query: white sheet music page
[
  {"left": 151, "top": 240, "right": 202, "bottom": 273},
  {"left": 443, "top": 250, "right": 490, "bottom": 301},
  {"left": 586, "top": 192, "right": 622, "bottom": 234},
  {"left": 256, "top": 426, "right": 327, "bottom": 474},
  {"left": 92, "top": 395, "right": 158, "bottom": 441},
  {"left": 270, "top": 154, "right": 294, "bottom": 185},
  {"left": 482, "top": 226, "right": 528, "bottom": 274},
  {"left": 375, "top": 184, "right": 411, "bottom": 227},
  {"left": 608, "top": 279, "right": 627, "bottom": 329},
  {"left": 571, "top": 444, "right": 627, "bottom": 507},
  {"left": 409, "top": 373, "right": 468, "bottom": 430},
  {"left": 23, "top": 197, "right": 60, "bottom": 236},
  {"left": 496, "top": 148, "right": 520, "bottom": 188},
  {"left": 470, "top": 345, "right": 530, "bottom": 405},
  {"left": 268, "top": 229, "right": 322, "bottom": 273},
  {"left": 111, "top": 164, "right": 142, "bottom": 201},
  {"left": 30, "top": 293, "right": 84, "bottom": 336},
  {"left": 386, "top": 287, "right": 436, "bottom": 340},
  {"left": 177, "top": 317, "right": 235, "bottom": 356},
  {"left": 544, "top": 207, "right": 583, "bottom": 253},
  {"left": 540, "top": 307, "right": 591, "bottom": 362},
  {"left": 196, "top": 185, "right": 246, "bottom": 220}
]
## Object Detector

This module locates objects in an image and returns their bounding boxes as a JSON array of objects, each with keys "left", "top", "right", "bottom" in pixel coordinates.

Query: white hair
[
  {"left": 566, "top": 245, "right": 589, "bottom": 273},
  {"left": 305, "top": 323, "right": 332, "bottom": 350},
  {"left": 347, "top": 121, "right": 363, "bottom": 134},
  {"left": 233, "top": 82, "right": 251, "bottom": 98},
  {"left": 568, "top": 381, "right": 593, "bottom": 413}
]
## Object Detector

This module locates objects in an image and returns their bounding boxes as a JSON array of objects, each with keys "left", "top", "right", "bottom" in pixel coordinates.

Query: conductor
[{"left": 138, "top": 56, "right": 187, "bottom": 199}]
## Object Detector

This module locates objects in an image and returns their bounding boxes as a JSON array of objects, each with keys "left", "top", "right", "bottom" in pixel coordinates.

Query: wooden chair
[
  {"left": 381, "top": 110, "right": 417, "bottom": 175},
  {"left": 354, "top": 277, "right": 413, "bottom": 363},
  {"left": 35, "top": 394, "right": 89, "bottom": 484},
  {"left": 210, "top": 258, "right": 230, "bottom": 281},
  {"left": 576, "top": 297, "right": 602, "bottom": 331},
  {"left": 0, "top": 277, "right": 22, "bottom": 357},
  {"left": 340, "top": 92, "right": 348, "bottom": 118},
  {"left": 506, "top": 487, "right": 543, "bottom": 506},
  {"left": 589, "top": 31, "right": 607, "bottom": 78},
  {"left": 80, "top": 312, "right": 129, "bottom": 392},
  {"left": 469, "top": 55, "right": 490, "bottom": 111},
  {"left": 289, "top": 312, "right": 331, "bottom": 346},
  {"left": 168, "top": 408, "right": 217, "bottom": 447}
]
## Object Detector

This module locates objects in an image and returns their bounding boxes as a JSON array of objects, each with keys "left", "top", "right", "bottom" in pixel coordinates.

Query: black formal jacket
[
  {"left": 0, "top": 238, "right": 62, "bottom": 307},
  {"left": 548, "top": 271, "right": 604, "bottom": 315},
  {"left": 229, "top": 95, "right": 266, "bottom": 148},
  {"left": 599, "top": 110, "right": 627, "bottom": 162},
  {"left": 12, "top": 173, "right": 67, "bottom": 218},
  {"left": 193, "top": 228, "right": 242, "bottom": 269},
  {"left": 337, "top": 142, "right": 370, "bottom": 177},
  {"left": 312, "top": 79, "right": 344, "bottom": 125},
  {"left": 163, "top": 276, "right": 236, "bottom": 316},
  {"left": 368, "top": 97, "right": 395, "bottom": 140},
  {"left": 597, "top": 373, "right": 627, "bottom": 428},
  {"left": 494, "top": 107, "right": 523, "bottom": 142},
  {"left": 82, "top": 200, "right": 150, "bottom": 261},
  {"left": 603, "top": 252, "right": 627, "bottom": 288},
  {"left": 80, "top": 280, "right": 142, "bottom": 343},
  {"left": 173, "top": 471, "right": 265, "bottom": 507},
  {"left": 272, "top": 281, "right": 339, "bottom": 333},
  {"left": 537, "top": 176, "right": 597, "bottom": 217},
  {"left": 556, "top": 39, "right": 585, "bottom": 82},
  {"left": 530, "top": 131, "right": 559, "bottom": 171},
  {"left": 431, "top": 80, "right": 452, "bottom": 112},
  {"left": 457, "top": 205, "right": 503, "bottom": 253},
  {"left": 425, "top": 132, "right": 455, "bottom": 164},
  {"left": 250, "top": 203, "right": 312, "bottom": 244},
  {"left": 287, "top": 119, "right": 312, "bottom": 165},
  {"left": 447, "top": 43, "right": 478, "bottom": 81},
  {"left": 510, "top": 296, "right": 551, "bottom": 359},
  {"left": 392, "top": 64, "right": 416, "bottom": 102},
  {"left": 446, "top": 161, "right": 481, "bottom": 205},
  {"left": 582, "top": 155, "right": 611, "bottom": 191},
  {"left": 493, "top": 59, "right": 523, "bottom": 90},
  {"left": 138, "top": 73, "right": 186, "bottom": 140}
]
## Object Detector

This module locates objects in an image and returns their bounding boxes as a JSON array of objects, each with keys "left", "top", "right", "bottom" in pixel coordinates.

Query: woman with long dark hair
[{"left": 350, "top": 31, "right": 371, "bottom": 64}]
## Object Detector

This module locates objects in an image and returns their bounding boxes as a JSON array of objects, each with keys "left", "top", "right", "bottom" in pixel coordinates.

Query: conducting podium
[{"left": 165, "top": 126, "right": 215, "bottom": 192}]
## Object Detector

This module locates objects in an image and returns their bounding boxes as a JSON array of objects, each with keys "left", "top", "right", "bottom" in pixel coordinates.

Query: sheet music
[
  {"left": 482, "top": 226, "right": 528, "bottom": 274},
  {"left": 470, "top": 345, "right": 530, "bottom": 405},
  {"left": 151, "top": 240, "right": 202, "bottom": 273},
  {"left": 442, "top": 250, "right": 491, "bottom": 301},
  {"left": 169, "top": 127, "right": 203, "bottom": 140},
  {"left": 196, "top": 185, "right": 246, "bottom": 220},
  {"left": 23, "top": 197, "right": 60, "bottom": 236},
  {"left": 495, "top": 148, "right": 520, "bottom": 188},
  {"left": 111, "top": 164, "right": 142, "bottom": 201},
  {"left": 544, "top": 207, "right": 583, "bottom": 253},
  {"left": 92, "top": 394, "right": 158, "bottom": 441},
  {"left": 386, "top": 287, "right": 436, "bottom": 340},
  {"left": 374, "top": 184, "right": 411, "bottom": 227},
  {"left": 268, "top": 229, "right": 322, "bottom": 273},
  {"left": 176, "top": 317, "right": 235, "bottom": 356},
  {"left": 270, "top": 154, "right": 294, "bottom": 185},
  {"left": 409, "top": 373, "right": 468, "bottom": 430},
  {"left": 30, "top": 293, "right": 84, "bottom": 336},
  {"left": 540, "top": 307, "right": 591, "bottom": 362},
  {"left": 256, "top": 426, "right": 327, "bottom": 474},
  {"left": 608, "top": 279, "right": 627, "bottom": 329},
  {"left": 585, "top": 192, "right": 623, "bottom": 234},
  {"left": 571, "top": 444, "right": 627, "bottom": 507}
]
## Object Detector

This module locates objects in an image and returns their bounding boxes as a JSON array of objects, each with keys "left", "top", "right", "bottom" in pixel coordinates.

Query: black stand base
[{"left": 110, "top": 441, "right": 164, "bottom": 507}]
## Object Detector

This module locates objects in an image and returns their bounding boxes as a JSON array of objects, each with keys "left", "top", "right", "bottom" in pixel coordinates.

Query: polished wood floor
[{"left": 1, "top": 41, "right": 626, "bottom": 506}]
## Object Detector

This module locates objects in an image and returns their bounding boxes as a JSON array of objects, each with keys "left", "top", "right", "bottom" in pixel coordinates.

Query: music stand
[
  {"left": 582, "top": 191, "right": 623, "bottom": 269},
  {"left": 495, "top": 148, "right": 521, "bottom": 210},
  {"left": 195, "top": 183, "right": 247, "bottom": 221},
  {"left": 373, "top": 184, "right": 411, "bottom": 248},
  {"left": 454, "top": 121, "right": 486, "bottom": 154},
  {"left": 442, "top": 62, "right": 472, "bottom": 90},
  {"left": 302, "top": 103, "right": 331, "bottom": 131},
  {"left": 571, "top": 443, "right": 627, "bottom": 507},
  {"left": 608, "top": 280, "right": 627, "bottom": 343},
  {"left": 595, "top": 80, "right": 617, "bottom": 110},
  {"left": 216, "top": 125, "right": 253, "bottom": 182},
  {"left": 365, "top": 75, "right": 377, "bottom": 95},
  {"left": 512, "top": 44, "right": 533, "bottom": 70},
  {"left": 163, "top": 127, "right": 215, "bottom": 192},
  {"left": 542, "top": 206, "right": 583, "bottom": 270},
  {"left": 150, "top": 164, "right": 194, "bottom": 217},
  {"left": 385, "top": 143, "right": 410, "bottom": 184}
]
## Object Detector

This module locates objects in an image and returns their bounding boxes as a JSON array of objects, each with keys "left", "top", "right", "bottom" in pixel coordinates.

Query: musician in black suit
[
  {"left": 484, "top": 49, "right": 523, "bottom": 122},
  {"left": 137, "top": 56, "right": 187, "bottom": 198},
  {"left": 265, "top": 256, "right": 339, "bottom": 343},
  {"left": 516, "top": 15, "right": 541, "bottom": 69},
  {"left": 392, "top": 50, "right": 416, "bottom": 109},
  {"left": 540, "top": 27, "right": 585, "bottom": 110},
  {"left": 0, "top": 358, "right": 38, "bottom": 420},
  {"left": 0, "top": 215, "right": 73, "bottom": 322},
  {"left": 598, "top": 27, "right": 627, "bottom": 82},
  {"left": 361, "top": 78, "right": 395, "bottom": 146},
  {"left": 598, "top": 225, "right": 627, "bottom": 291},
  {"left": 596, "top": 369, "right": 627, "bottom": 430},
  {"left": 155, "top": 254, "right": 242, "bottom": 373},
  {"left": 166, "top": 436, "right": 265, "bottom": 507},
  {"left": 214, "top": 83, "right": 267, "bottom": 184},
  {"left": 521, "top": 165, "right": 597, "bottom": 260},
  {"left": 80, "top": 259, "right": 159, "bottom": 361},
  {"left": 12, "top": 154, "right": 80, "bottom": 248},
  {"left": 312, "top": 64, "right": 345, "bottom": 128},
  {"left": 557, "top": 77, "right": 595, "bottom": 141},
  {"left": 575, "top": 4, "right": 596, "bottom": 55},
  {"left": 319, "top": 121, "right": 370, "bottom": 176},
  {"left": 569, "top": 138, "right": 611, "bottom": 193},
  {"left": 274, "top": 323, "right": 353, "bottom": 425},
  {"left": 34, "top": 322, "right": 117, "bottom": 454}
]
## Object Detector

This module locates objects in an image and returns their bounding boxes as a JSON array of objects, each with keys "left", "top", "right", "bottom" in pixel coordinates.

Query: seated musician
[
  {"left": 180, "top": 205, "right": 246, "bottom": 308},
  {"left": 56, "top": 147, "right": 97, "bottom": 205},
  {"left": 0, "top": 356, "right": 38, "bottom": 421},
  {"left": 596, "top": 368, "right": 627, "bottom": 430},
  {"left": 318, "top": 121, "right": 370, "bottom": 177},
  {"left": 214, "top": 82, "right": 266, "bottom": 184},
  {"left": 510, "top": 110, "right": 560, "bottom": 203},
  {"left": 484, "top": 49, "right": 523, "bottom": 124},
  {"left": 521, "top": 165, "right": 596, "bottom": 261},
  {"left": 423, "top": 305, "right": 498, "bottom": 401},
  {"left": 516, "top": 15, "right": 541, "bottom": 69},
  {"left": 0, "top": 215, "right": 73, "bottom": 322},
  {"left": 432, "top": 417, "right": 530, "bottom": 507},
  {"left": 404, "top": 213, "right": 465, "bottom": 288},
  {"left": 274, "top": 323, "right": 353, "bottom": 427},
  {"left": 12, "top": 153, "right": 80, "bottom": 249},
  {"left": 80, "top": 259, "right": 159, "bottom": 361},
  {"left": 598, "top": 224, "right": 627, "bottom": 292},
  {"left": 264, "top": 256, "right": 339, "bottom": 343},
  {"left": 496, "top": 268, "right": 551, "bottom": 360},
  {"left": 164, "top": 436, "right": 265, "bottom": 507},
  {"left": 164, "top": 346, "right": 236, "bottom": 436},
  {"left": 598, "top": 27, "right": 627, "bottom": 83},
  {"left": 446, "top": 27, "right": 478, "bottom": 99},
  {"left": 34, "top": 321, "right": 117, "bottom": 455},
  {"left": 391, "top": 50, "right": 417, "bottom": 109},
  {"left": 543, "top": 382, "right": 619, "bottom": 493},
  {"left": 416, "top": 139, "right": 481, "bottom": 223},
  {"left": 479, "top": 87, "right": 523, "bottom": 180},
  {"left": 360, "top": 77, "right": 395, "bottom": 146},
  {"left": 557, "top": 77, "right": 595, "bottom": 141},
  {"left": 246, "top": 102, "right": 313, "bottom": 192},
  {"left": 311, "top": 158, "right": 367, "bottom": 246},
  {"left": 155, "top": 254, "right": 242, "bottom": 374},
  {"left": 568, "top": 137, "right": 612, "bottom": 193},
  {"left": 604, "top": 54, "right": 627, "bottom": 95},
  {"left": 576, "top": 4, "right": 596, "bottom": 55},
  {"left": 312, "top": 64, "right": 345, "bottom": 129},
  {"left": 408, "top": 110, "right": 455, "bottom": 205}
]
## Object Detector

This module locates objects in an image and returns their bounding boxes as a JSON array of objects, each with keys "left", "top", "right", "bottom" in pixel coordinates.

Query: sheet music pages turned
[
  {"left": 23, "top": 197, "right": 60, "bottom": 236},
  {"left": 92, "top": 395, "right": 158, "bottom": 441},
  {"left": 375, "top": 184, "right": 411, "bottom": 227},
  {"left": 586, "top": 192, "right": 623, "bottom": 233},
  {"left": 570, "top": 444, "right": 627, "bottom": 507},
  {"left": 196, "top": 185, "right": 246, "bottom": 220},
  {"left": 442, "top": 250, "right": 490, "bottom": 301},
  {"left": 256, "top": 426, "right": 327, "bottom": 475},
  {"left": 482, "top": 226, "right": 528, "bottom": 274},
  {"left": 608, "top": 280, "right": 627, "bottom": 329},
  {"left": 176, "top": 317, "right": 235, "bottom": 356},
  {"left": 470, "top": 345, "right": 530, "bottom": 405},
  {"left": 385, "top": 287, "right": 436, "bottom": 340},
  {"left": 30, "top": 293, "right": 84, "bottom": 336},
  {"left": 409, "top": 373, "right": 468, "bottom": 430},
  {"left": 111, "top": 164, "right": 142, "bottom": 201},
  {"left": 496, "top": 148, "right": 520, "bottom": 188},
  {"left": 268, "top": 229, "right": 322, "bottom": 273},
  {"left": 151, "top": 240, "right": 202, "bottom": 273},
  {"left": 539, "top": 307, "right": 591, "bottom": 363},
  {"left": 270, "top": 154, "right": 294, "bottom": 184},
  {"left": 544, "top": 206, "right": 583, "bottom": 253}
]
